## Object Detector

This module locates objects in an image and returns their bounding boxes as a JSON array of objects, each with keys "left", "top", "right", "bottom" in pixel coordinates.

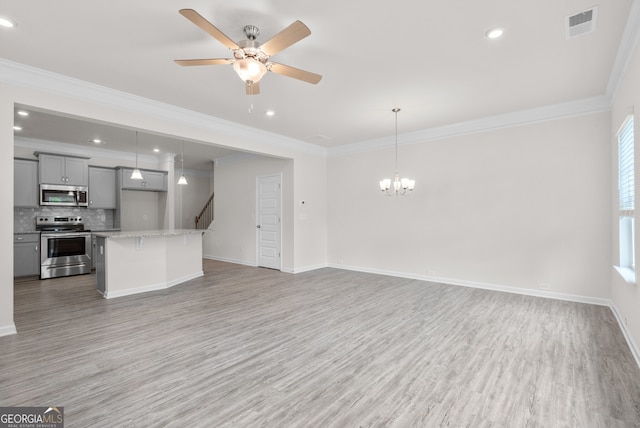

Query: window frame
[{"left": 616, "top": 114, "right": 635, "bottom": 284}]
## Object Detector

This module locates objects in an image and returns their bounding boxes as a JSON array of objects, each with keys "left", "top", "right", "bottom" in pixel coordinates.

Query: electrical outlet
[{"left": 539, "top": 283, "right": 551, "bottom": 290}]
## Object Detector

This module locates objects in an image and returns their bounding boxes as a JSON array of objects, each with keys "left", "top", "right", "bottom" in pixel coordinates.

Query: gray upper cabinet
[
  {"left": 38, "top": 153, "right": 89, "bottom": 186},
  {"left": 119, "top": 168, "right": 167, "bottom": 192},
  {"left": 14, "top": 158, "right": 39, "bottom": 208},
  {"left": 89, "top": 167, "right": 117, "bottom": 209}
]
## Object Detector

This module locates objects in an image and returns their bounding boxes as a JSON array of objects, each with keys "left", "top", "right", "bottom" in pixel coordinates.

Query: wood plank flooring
[{"left": 2, "top": 260, "right": 640, "bottom": 427}]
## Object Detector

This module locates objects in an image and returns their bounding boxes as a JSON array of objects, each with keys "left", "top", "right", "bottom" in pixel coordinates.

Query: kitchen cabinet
[
  {"left": 38, "top": 153, "right": 89, "bottom": 186},
  {"left": 14, "top": 158, "right": 39, "bottom": 208},
  {"left": 89, "top": 166, "right": 116, "bottom": 209},
  {"left": 14, "top": 234, "right": 40, "bottom": 277},
  {"left": 119, "top": 168, "right": 167, "bottom": 191},
  {"left": 92, "top": 234, "right": 97, "bottom": 270}
]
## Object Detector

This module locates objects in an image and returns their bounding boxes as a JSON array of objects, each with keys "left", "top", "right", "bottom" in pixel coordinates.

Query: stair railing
[{"left": 195, "top": 192, "right": 214, "bottom": 229}]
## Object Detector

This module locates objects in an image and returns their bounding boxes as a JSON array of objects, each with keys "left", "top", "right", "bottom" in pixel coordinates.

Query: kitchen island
[{"left": 93, "top": 229, "right": 205, "bottom": 299}]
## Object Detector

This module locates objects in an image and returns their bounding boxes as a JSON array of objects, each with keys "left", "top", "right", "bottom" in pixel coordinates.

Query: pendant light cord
[
  {"left": 393, "top": 108, "right": 400, "bottom": 173},
  {"left": 135, "top": 131, "right": 139, "bottom": 168}
]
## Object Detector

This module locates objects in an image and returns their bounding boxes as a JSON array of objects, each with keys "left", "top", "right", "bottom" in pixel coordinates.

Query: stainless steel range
[{"left": 36, "top": 216, "right": 92, "bottom": 279}]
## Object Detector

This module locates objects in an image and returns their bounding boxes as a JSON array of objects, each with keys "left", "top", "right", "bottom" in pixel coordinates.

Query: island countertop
[{"left": 93, "top": 229, "right": 206, "bottom": 239}]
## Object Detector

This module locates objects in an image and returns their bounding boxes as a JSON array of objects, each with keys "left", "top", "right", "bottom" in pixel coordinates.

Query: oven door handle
[{"left": 41, "top": 232, "right": 90, "bottom": 238}]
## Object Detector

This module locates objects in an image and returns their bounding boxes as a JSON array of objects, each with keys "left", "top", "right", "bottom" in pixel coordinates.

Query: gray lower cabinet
[
  {"left": 119, "top": 167, "right": 167, "bottom": 191},
  {"left": 89, "top": 166, "right": 116, "bottom": 209},
  {"left": 96, "top": 236, "right": 106, "bottom": 294},
  {"left": 14, "top": 158, "right": 39, "bottom": 208},
  {"left": 14, "top": 234, "right": 40, "bottom": 277}
]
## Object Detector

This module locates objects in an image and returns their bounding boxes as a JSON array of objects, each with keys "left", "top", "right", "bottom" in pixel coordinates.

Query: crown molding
[
  {"left": 14, "top": 136, "right": 158, "bottom": 164},
  {"left": 0, "top": 58, "right": 327, "bottom": 158},
  {"left": 606, "top": 0, "right": 640, "bottom": 102},
  {"left": 214, "top": 151, "right": 273, "bottom": 166},
  {"left": 329, "top": 95, "right": 611, "bottom": 157}
]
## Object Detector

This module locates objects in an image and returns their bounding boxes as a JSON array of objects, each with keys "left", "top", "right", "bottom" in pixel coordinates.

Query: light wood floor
[{"left": 3, "top": 260, "right": 640, "bottom": 427}]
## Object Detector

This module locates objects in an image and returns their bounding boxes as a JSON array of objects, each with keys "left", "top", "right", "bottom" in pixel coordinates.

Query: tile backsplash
[{"left": 14, "top": 207, "right": 116, "bottom": 233}]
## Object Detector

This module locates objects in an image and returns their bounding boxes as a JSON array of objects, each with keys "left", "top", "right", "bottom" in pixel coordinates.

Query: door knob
[{"left": 256, "top": 225, "right": 261, "bottom": 228}]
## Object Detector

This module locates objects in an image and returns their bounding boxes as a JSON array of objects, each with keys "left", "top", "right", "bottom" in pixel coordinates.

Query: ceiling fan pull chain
[{"left": 248, "top": 82, "right": 254, "bottom": 113}]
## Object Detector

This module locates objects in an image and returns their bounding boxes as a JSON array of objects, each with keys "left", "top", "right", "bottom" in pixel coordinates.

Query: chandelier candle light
[{"left": 380, "top": 108, "right": 415, "bottom": 196}]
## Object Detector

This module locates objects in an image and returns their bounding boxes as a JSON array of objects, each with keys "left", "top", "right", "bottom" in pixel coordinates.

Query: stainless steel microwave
[{"left": 40, "top": 184, "right": 89, "bottom": 207}]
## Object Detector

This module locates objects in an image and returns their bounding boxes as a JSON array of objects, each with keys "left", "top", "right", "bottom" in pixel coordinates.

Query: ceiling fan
[{"left": 174, "top": 9, "right": 322, "bottom": 95}]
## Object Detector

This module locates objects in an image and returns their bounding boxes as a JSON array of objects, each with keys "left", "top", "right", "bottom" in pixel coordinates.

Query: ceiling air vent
[{"left": 565, "top": 6, "right": 598, "bottom": 39}]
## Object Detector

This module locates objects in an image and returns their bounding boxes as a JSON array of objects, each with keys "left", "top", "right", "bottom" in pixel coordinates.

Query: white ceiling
[{"left": 1, "top": 0, "right": 635, "bottom": 165}]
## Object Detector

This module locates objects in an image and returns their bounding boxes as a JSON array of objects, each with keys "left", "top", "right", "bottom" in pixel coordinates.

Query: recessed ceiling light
[
  {"left": 153, "top": 148, "right": 160, "bottom": 153},
  {"left": 0, "top": 17, "right": 16, "bottom": 28},
  {"left": 13, "top": 125, "right": 22, "bottom": 131},
  {"left": 486, "top": 27, "right": 504, "bottom": 39},
  {"left": 17, "top": 110, "right": 29, "bottom": 117},
  {"left": 90, "top": 138, "right": 103, "bottom": 144},
  {"left": 265, "top": 110, "right": 275, "bottom": 117}
]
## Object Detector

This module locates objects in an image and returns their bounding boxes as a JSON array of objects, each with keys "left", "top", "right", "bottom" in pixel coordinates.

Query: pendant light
[
  {"left": 131, "top": 131, "right": 143, "bottom": 180},
  {"left": 177, "top": 141, "right": 188, "bottom": 185},
  {"left": 380, "top": 108, "right": 415, "bottom": 196}
]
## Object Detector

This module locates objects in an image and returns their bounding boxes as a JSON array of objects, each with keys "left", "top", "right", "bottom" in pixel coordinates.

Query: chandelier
[{"left": 380, "top": 108, "right": 415, "bottom": 196}]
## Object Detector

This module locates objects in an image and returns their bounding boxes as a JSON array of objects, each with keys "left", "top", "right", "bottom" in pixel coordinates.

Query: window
[{"left": 618, "top": 115, "right": 635, "bottom": 279}]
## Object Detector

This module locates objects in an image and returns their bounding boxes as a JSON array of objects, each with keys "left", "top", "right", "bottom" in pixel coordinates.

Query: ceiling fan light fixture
[
  {"left": 233, "top": 58, "right": 267, "bottom": 83},
  {"left": 0, "top": 16, "right": 16, "bottom": 28},
  {"left": 486, "top": 27, "right": 504, "bottom": 39}
]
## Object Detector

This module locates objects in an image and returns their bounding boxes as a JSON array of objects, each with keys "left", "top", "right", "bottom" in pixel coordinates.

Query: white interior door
[{"left": 257, "top": 174, "right": 281, "bottom": 270}]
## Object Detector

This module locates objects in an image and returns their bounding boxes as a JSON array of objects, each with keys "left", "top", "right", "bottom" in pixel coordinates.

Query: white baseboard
[
  {"left": 104, "top": 271, "right": 204, "bottom": 299},
  {"left": 104, "top": 282, "right": 167, "bottom": 299},
  {"left": 329, "top": 263, "right": 610, "bottom": 305},
  {"left": 203, "top": 254, "right": 257, "bottom": 267},
  {"left": 203, "top": 256, "right": 326, "bottom": 274},
  {"left": 289, "top": 263, "right": 329, "bottom": 274},
  {"left": 166, "top": 271, "right": 203, "bottom": 288},
  {"left": 608, "top": 302, "right": 640, "bottom": 370},
  {"left": 0, "top": 324, "right": 17, "bottom": 337}
]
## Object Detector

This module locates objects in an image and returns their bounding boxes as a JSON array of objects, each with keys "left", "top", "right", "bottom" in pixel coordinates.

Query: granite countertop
[
  {"left": 90, "top": 229, "right": 121, "bottom": 233},
  {"left": 93, "top": 229, "right": 206, "bottom": 239}
]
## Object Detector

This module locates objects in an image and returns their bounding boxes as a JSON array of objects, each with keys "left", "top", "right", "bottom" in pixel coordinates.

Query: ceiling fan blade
[
  {"left": 269, "top": 63, "right": 322, "bottom": 84},
  {"left": 179, "top": 9, "right": 239, "bottom": 50},
  {"left": 245, "top": 81, "right": 260, "bottom": 95},
  {"left": 174, "top": 58, "right": 233, "bottom": 66},
  {"left": 260, "top": 21, "right": 311, "bottom": 56}
]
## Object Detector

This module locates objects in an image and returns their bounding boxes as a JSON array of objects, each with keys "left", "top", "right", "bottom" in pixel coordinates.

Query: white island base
[{"left": 94, "top": 230, "right": 205, "bottom": 299}]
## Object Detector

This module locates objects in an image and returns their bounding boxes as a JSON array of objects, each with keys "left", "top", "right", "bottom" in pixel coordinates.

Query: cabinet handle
[
  {"left": 16, "top": 237, "right": 24, "bottom": 240},
  {"left": 35, "top": 245, "right": 38, "bottom": 252}
]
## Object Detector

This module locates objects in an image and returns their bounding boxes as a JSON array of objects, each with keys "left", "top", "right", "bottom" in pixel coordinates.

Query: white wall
[
  {"left": 328, "top": 112, "right": 611, "bottom": 299},
  {"left": 120, "top": 190, "right": 161, "bottom": 231},
  {"left": 1, "top": 92, "right": 15, "bottom": 335},
  {"left": 174, "top": 170, "right": 212, "bottom": 229},
  {"left": 610, "top": 32, "right": 640, "bottom": 354},
  {"left": 204, "top": 154, "right": 293, "bottom": 269}
]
